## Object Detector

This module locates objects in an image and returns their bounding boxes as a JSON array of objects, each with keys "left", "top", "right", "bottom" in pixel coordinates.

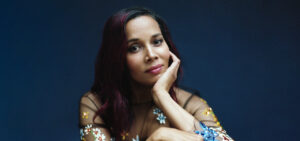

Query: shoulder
[
  {"left": 174, "top": 87, "right": 193, "bottom": 107},
  {"left": 174, "top": 87, "right": 209, "bottom": 112},
  {"left": 79, "top": 91, "right": 105, "bottom": 125},
  {"left": 174, "top": 87, "right": 221, "bottom": 127},
  {"left": 80, "top": 91, "right": 102, "bottom": 111},
  {"left": 174, "top": 87, "right": 206, "bottom": 104}
]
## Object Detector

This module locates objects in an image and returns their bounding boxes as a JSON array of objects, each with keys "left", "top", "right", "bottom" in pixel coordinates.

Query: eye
[
  {"left": 128, "top": 45, "right": 141, "bottom": 53},
  {"left": 153, "top": 39, "right": 163, "bottom": 46}
]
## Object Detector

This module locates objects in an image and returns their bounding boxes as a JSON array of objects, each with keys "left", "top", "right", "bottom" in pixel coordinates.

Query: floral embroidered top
[{"left": 79, "top": 87, "right": 234, "bottom": 141}]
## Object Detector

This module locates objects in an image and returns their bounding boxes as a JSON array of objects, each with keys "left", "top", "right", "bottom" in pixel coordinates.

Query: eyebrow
[{"left": 127, "top": 33, "right": 162, "bottom": 43}]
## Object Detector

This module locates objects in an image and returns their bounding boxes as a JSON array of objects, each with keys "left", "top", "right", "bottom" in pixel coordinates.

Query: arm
[
  {"left": 152, "top": 89, "right": 196, "bottom": 132},
  {"left": 189, "top": 95, "right": 234, "bottom": 141},
  {"left": 151, "top": 52, "right": 199, "bottom": 132},
  {"left": 146, "top": 127, "right": 203, "bottom": 141},
  {"left": 79, "top": 92, "right": 114, "bottom": 141},
  {"left": 153, "top": 90, "right": 234, "bottom": 141},
  {"left": 152, "top": 52, "right": 233, "bottom": 140}
]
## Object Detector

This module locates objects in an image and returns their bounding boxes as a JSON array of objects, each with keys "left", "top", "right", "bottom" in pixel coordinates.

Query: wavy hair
[{"left": 90, "top": 6, "right": 182, "bottom": 140}]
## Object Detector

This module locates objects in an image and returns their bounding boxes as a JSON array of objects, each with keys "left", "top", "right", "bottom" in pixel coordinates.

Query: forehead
[{"left": 125, "top": 15, "right": 161, "bottom": 39}]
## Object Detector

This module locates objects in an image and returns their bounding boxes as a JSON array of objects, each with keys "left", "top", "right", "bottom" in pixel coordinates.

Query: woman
[{"left": 79, "top": 7, "right": 233, "bottom": 141}]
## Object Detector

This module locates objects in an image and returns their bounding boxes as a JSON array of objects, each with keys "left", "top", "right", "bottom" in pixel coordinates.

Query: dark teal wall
[{"left": 1, "top": 0, "right": 299, "bottom": 140}]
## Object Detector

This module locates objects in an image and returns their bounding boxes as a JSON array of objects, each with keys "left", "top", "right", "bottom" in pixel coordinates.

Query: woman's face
[{"left": 125, "top": 15, "right": 170, "bottom": 86}]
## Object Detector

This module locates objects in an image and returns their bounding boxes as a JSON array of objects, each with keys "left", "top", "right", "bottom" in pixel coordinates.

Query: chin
[
  {"left": 148, "top": 75, "right": 162, "bottom": 85},
  {"left": 133, "top": 72, "right": 164, "bottom": 86},
  {"left": 138, "top": 77, "right": 160, "bottom": 86},
  {"left": 143, "top": 79, "right": 158, "bottom": 86}
]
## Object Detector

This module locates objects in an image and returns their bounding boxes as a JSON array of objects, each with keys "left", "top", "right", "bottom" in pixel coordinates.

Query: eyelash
[
  {"left": 128, "top": 45, "right": 140, "bottom": 53},
  {"left": 128, "top": 39, "right": 164, "bottom": 53}
]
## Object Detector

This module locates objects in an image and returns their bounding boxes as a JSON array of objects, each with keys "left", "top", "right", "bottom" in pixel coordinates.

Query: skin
[
  {"left": 80, "top": 14, "right": 230, "bottom": 141},
  {"left": 126, "top": 15, "right": 170, "bottom": 86},
  {"left": 125, "top": 15, "right": 203, "bottom": 141},
  {"left": 125, "top": 15, "right": 171, "bottom": 104},
  {"left": 146, "top": 127, "right": 202, "bottom": 141}
]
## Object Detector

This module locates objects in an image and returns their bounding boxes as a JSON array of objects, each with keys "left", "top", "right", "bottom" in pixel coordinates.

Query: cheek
[
  {"left": 126, "top": 56, "right": 141, "bottom": 73},
  {"left": 164, "top": 49, "right": 170, "bottom": 59},
  {"left": 160, "top": 45, "right": 170, "bottom": 62}
]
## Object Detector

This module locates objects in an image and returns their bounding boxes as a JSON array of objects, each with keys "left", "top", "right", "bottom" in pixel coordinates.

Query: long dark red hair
[{"left": 90, "top": 6, "right": 182, "bottom": 140}]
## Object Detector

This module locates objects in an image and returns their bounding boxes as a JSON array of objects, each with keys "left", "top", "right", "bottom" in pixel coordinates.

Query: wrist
[
  {"left": 151, "top": 87, "right": 168, "bottom": 95},
  {"left": 152, "top": 89, "right": 169, "bottom": 98},
  {"left": 152, "top": 90, "right": 170, "bottom": 103}
]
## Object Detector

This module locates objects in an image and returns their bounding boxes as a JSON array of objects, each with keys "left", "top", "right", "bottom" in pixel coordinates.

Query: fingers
[
  {"left": 153, "top": 51, "right": 181, "bottom": 92},
  {"left": 170, "top": 51, "right": 180, "bottom": 64},
  {"left": 169, "top": 51, "right": 180, "bottom": 75}
]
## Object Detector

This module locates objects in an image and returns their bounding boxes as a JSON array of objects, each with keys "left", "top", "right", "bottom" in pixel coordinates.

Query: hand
[
  {"left": 152, "top": 51, "right": 180, "bottom": 94},
  {"left": 146, "top": 127, "right": 203, "bottom": 141}
]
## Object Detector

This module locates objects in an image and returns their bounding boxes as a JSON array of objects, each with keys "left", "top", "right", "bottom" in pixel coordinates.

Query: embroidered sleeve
[
  {"left": 189, "top": 95, "right": 234, "bottom": 141},
  {"left": 80, "top": 124, "right": 108, "bottom": 141},
  {"left": 79, "top": 92, "right": 114, "bottom": 141}
]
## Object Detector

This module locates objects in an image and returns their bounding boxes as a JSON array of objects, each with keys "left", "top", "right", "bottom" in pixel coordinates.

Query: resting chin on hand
[{"left": 146, "top": 127, "right": 203, "bottom": 141}]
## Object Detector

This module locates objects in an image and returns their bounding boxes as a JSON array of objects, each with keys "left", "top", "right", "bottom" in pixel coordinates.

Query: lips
[{"left": 145, "top": 64, "right": 163, "bottom": 73}]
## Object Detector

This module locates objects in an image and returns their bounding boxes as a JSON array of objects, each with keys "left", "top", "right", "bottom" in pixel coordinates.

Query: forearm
[
  {"left": 146, "top": 127, "right": 202, "bottom": 141},
  {"left": 152, "top": 90, "right": 234, "bottom": 141},
  {"left": 153, "top": 90, "right": 197, "bottom": 132}
]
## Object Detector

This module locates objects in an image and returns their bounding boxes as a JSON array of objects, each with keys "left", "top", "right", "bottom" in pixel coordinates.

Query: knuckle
[{"left": 177, "top": 60, "right": 181, "bottom": 64}]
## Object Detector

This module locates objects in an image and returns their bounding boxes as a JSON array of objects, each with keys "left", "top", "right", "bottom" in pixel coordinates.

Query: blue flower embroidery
[
  {"left": 156, "top": 113, "right": 166, "bottom": 124},
  {"left": 153, "top": 108, "right": 161, "bottom": 115},
  {"left": 195, "top": 122, "right": 219, "bottom": 141},
  {"left": 132, "top": 135, "right": 139, "bottom": 141},
  {"left": 80, "top": 129, "right": 84, "bottom": 140},
  {"left": 153, "top": 107, "right": 166, "bottom": 124}
]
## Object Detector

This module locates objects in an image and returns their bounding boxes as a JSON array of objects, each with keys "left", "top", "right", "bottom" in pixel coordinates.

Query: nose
[{"left": 144, "top": 45, "right": 158, "bottom": 63}]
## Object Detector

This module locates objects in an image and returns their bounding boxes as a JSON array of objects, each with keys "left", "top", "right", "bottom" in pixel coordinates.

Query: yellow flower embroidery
[
  {"left": 82, "top": 112, "right": 89, "bottom": 119},
  {"left": 202, "top": 107, "right": 213, "bottom": 116},
  {"left": 213, "top": 115, "right": 218, "bottom": 121},
  {"left": 201, "top": 107, "right": 224, "bottom": 129},
  {"left": 202, "top": 107, "right": 220, "bottom": 122},
  {"left": 200, "top": 98, "right": 207, "bottom": 104},
  {"left": 121, "top": 132, "right": 129, "bottom": 140}
]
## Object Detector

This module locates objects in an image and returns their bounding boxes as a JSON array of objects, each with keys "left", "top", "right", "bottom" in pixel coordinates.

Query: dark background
[{"left": 1, "top": 0, "right": 299, "bottom": 140}]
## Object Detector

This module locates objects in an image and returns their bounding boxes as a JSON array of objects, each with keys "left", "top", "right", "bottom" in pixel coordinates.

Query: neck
[{"left": 129, "top": 80, "right": 153, "bottom": 105}]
